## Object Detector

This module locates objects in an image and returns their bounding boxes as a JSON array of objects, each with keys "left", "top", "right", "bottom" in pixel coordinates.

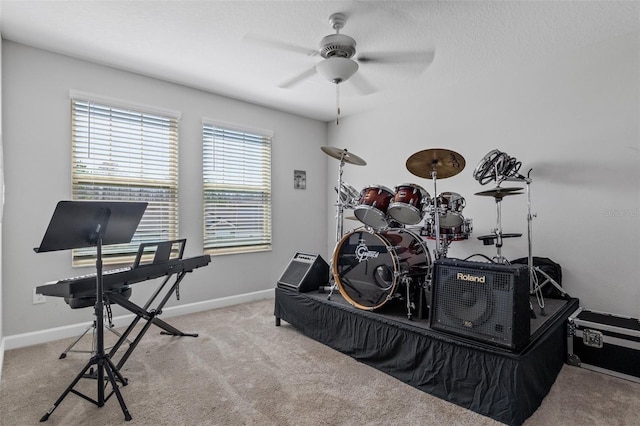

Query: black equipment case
[{"left": 567, "top": 307, "right": 640, "bottom": 383}]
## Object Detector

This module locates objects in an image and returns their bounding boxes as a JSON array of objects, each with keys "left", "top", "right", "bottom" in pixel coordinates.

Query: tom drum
[
  {"left": 387, "top": 184, "right": 430, "bottom": 225},
  {"left": 353, "top": 185, "right": 394, "bottom": 229}
]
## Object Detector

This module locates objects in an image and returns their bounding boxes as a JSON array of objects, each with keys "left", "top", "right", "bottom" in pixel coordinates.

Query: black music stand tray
[{"left": 35, "top": 201, "right": 147, "bottom": 422}]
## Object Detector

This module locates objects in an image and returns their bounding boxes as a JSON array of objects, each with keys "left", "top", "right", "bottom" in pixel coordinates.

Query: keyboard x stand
[{"left": 106, "top": 266, "right": 199, "bottom": 371}]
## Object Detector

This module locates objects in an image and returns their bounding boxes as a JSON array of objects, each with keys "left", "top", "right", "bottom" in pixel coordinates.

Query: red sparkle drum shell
[
  {"left": 387, "top": 184, "right": 430, "bottom": 225},
  {"left": 353, "top": 185, "right": 394, "bottom": 229},
  {"left": 333, "top": 228, "right": 431, "bottom": 311}
]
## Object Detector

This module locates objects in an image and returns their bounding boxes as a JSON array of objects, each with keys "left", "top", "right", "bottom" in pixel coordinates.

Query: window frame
[
  {"left": 70, "top": 91, "right": 180, "bottom": 267},
  {"left": 202, "top": 120, "right": 273, "bottom": 255}
]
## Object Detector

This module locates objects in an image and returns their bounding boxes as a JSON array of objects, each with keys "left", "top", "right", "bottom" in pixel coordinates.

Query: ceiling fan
[
  {"left": 245, "top": 12, "right": 435, "bottom": 95},
  {"left": 245, "top": 12, "right": 434, "bottom": 122}
]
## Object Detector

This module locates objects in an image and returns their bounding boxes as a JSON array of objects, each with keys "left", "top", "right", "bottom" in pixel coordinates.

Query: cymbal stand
[
  {"left": 491, "top": 196, "right": 507, "bottom": 264},
  {"left": 326, "top": 154, "right": 348, "bottom": 299},
  {"left": 436, "top": 235, "right": 452, "bottom": 258},
  {"left": 334, "top": 154, "right": 348, "bottom": 243},
  {"left": 431, "top": 169, "right": 444, "bottom": 259},
  {"left": 505, "top": 170, "right": 568, "bottom": 314}
]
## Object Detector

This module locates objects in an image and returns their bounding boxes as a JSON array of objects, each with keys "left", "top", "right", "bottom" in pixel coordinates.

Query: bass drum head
[{"left": 333, "top": 228, "right": 431, "bottom": 311}]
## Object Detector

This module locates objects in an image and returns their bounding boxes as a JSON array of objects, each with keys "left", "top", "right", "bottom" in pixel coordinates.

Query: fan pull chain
[{"left": 336, "top": 83, "right": 341, "bottom": 125}]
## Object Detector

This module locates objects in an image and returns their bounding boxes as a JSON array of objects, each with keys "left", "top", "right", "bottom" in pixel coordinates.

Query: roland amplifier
[
  {"left": 277, "top": 252, "right": 329, "bottom": 293},
  {"left": 430, "top": 259, "right": 530, "bottom": 351}
]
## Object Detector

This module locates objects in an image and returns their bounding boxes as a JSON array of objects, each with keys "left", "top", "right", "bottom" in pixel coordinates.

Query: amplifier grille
[{"left": 430, "top": 259, "right": 530, "bottom": 350}]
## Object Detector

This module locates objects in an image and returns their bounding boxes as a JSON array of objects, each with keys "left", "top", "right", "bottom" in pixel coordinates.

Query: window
[
  {"left": 71, "top": 94, "right": 180, "bottom": 266},
  {"left": 203, "top": 122, "right": 272, "bottom": 255}
]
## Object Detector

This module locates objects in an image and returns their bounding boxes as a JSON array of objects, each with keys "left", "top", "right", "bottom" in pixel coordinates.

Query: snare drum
[
  {"left": 425, "top": 217, "right": 473, "bottom": 241},
  {"left": 387, "top": 184, "right": 430, "bottom": 225},
  {"left": 353, "top": 185, "right": 394, "bottom": 229},
  {"left": 333, "top": 228, "right": 431, "bottom": 311}
]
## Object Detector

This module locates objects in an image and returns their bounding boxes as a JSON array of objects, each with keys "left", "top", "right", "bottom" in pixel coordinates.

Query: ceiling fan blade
[
  {"left": 348, "top": 73, "right": 376, "bottom": 95},
  {"left": 243, "top": 33, "right": 318, "bottom": 56},
  {"left": 357, "top": 49, "right": 436, "bottom": 65},
  {"left": 278, "top": 66, "right": 318, "bottom": 89}
]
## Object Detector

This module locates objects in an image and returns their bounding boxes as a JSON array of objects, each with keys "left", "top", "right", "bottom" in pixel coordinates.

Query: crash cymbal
[
  {"left": 321, "top": 146, "right": 366, "bottom": 166},
  {"left": 406, "top": 148, "right": 465, "bottom": 179},
  {"left": 475, "top": 187, "right": 524, "bottom": 199}
]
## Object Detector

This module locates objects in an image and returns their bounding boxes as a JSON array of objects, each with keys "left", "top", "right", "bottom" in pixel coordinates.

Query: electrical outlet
[{"left": 33, "top": 288, "right": 46, "bottom": 304}]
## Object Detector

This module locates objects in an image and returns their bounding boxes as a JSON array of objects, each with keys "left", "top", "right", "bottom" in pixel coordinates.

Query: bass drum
[{"left": 333, "top": 228, "right": 431, "bottom": 311}]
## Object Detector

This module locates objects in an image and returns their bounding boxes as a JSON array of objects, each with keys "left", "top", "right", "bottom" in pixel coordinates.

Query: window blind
[
  {"left": 71, "top": 98, "right": 179, "bottom": 266},
  {"left": 203, "top": 123, "right": 272, "bottom": 254}
]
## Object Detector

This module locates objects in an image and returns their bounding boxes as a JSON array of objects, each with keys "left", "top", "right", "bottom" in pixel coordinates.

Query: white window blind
[
  {"left": 71, "top": 98, "right": 179, "bottom": 266},
  {"left": 203, "top": 123, "right": 272, "bottom": 254}
]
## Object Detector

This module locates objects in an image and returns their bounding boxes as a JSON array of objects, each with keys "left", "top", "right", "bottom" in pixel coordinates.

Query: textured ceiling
[{"left": 1, "top": 1, "right": 638, "bottom": 122}]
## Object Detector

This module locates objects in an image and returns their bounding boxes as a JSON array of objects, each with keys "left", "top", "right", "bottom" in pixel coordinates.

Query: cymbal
[
  {"left": 406, "top": 148, "right": 465, "bottom": 179},
  {"left": 475, "top": 187, "right": 524, "bottom": 199},
  {"left": 321, "top": 146, "right": 366, "bottom": 166}
]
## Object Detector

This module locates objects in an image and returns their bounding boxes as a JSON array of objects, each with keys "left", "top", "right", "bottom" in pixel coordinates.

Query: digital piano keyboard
[{"left": 36, "top": 255, "right": 211, "bottom": 299}]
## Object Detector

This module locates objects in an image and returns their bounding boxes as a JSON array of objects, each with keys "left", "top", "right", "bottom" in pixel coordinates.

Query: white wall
[
  {"left": 0, "top": 29, "right": 4, "bottom": 374},
  {"left": 327, "top": 32, "right": 640, "bottom": 317},
  {"left": 2, "top": 29, "right": 639, "bottom": 342},
  {"left": 1, "top": 41, "right": 328, "bottom": 337}
]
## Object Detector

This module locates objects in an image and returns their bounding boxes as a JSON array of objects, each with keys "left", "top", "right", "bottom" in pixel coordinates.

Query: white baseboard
[
  {"left": 1, "top": 289, "right": 274, "bottom": 351},
  {"left": 0, "top": 338, "right": 5, "bottom": 383}
]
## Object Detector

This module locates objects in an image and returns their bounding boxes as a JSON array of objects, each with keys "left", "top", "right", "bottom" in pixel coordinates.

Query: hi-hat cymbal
[
  {"left": 475, "top": 187, "right": 524, "bottom": 199},
  {"left": 321, "top": 146, "right": 366, "bottom": 166},
  {"left": 406, "top": 148, "right": 465, "bottom": 179}
]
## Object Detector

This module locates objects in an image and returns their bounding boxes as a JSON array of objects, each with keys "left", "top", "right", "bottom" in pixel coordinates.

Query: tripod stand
[
  {"left": 35, "top": 201, "right": 147, "bottom": 422},
  {"left": 506, "top": 172, "right": 568, "bottom": 314},
  {"left": 319, "top": 146, "right": 367, "bottom": 300}
]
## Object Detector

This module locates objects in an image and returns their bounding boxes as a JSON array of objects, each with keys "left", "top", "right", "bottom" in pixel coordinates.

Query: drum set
[
  {"left": 322, "top": 146, "right": 472, "bottom": 319},
  {"left": 321, "top": 145, "right": 567, "bottom": 320}
]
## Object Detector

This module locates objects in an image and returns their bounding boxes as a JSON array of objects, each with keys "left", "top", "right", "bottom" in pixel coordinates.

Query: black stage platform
[{"left": 274, "top": 287, "right": 579, "bottom": 426}]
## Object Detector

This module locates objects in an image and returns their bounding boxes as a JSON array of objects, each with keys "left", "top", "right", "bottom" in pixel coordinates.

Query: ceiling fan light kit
[{"left": 316, "top": 57, "right": 359, "bottom": 84}]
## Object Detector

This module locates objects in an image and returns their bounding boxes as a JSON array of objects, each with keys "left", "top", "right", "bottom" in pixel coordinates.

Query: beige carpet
[{"left": 1, "top": 298, "right": 639, "bottom": 425}]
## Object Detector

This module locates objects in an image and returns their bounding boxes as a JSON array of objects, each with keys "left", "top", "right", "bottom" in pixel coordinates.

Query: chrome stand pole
[
  {"left": 520, "top": 172, "right": 567, "bottom": 315},
  {"left": 327, "top": 155, "right": 347, "bottom": 299}
]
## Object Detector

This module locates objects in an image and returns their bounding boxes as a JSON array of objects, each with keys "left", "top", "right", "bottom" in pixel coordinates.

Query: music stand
[{"left": 36, "top": 201, "right": 147, "bottom": 422}]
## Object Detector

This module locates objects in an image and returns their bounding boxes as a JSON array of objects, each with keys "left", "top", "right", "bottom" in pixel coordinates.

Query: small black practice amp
[
  {"left": 430, "top": 258, "right": 530, "bottom": 351},
  {"left": 277, "top": 253, "right": 329, "bottom": 293}
]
